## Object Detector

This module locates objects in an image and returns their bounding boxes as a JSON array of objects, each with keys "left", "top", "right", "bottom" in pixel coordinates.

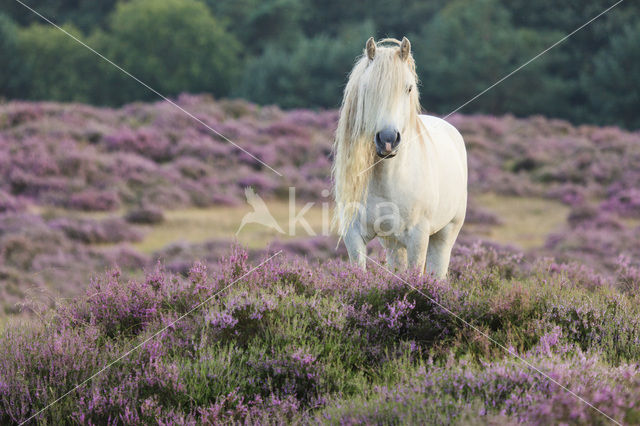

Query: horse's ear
[
  {"left": 400, "top": 37, "right": 411, "bottom": 61},
  {"left": 366, "top": 37, "right": 376, "bottom": 60}
]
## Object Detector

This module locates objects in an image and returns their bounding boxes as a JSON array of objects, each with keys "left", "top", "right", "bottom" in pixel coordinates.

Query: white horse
[{"left": 332, "top": 37, "right": 467, "bottom": 278}]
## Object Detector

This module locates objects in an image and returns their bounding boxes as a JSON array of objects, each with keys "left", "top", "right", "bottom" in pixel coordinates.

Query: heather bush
[
  {"left": 49, "top": 217, "right": 143, "bottom": 244},
  {"left": 67, "top": 190, "right": 120, "bottom": 211},
  {"left": 541, "top": 259, "right": 611, "bottom": 291},
  {"left": 616, "top": 255, "right": 640, "bottom": 296},
  {"left": 124, "top": 206, "right": 164, "bottom": 225},
  {"left": 0, "top": 190, "right": 25, "bottom": 213},
  {"left": 104, "top": 127, "right": 174, "bottom": 162},
  {"left": 602, "top": 187, "right": 640, "bottom": 218},
  {"left": 546, "top": 220, "right": 640, "bottom": 272},
  {"left": 64, "top": 268, "right": 161, "bottom": 337}
]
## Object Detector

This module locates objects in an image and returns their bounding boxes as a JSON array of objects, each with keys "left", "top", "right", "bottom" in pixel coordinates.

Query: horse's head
[
  {"left": 360, "top": 37, "right": 420, "bottom": 159},
  {"left": 332, "top": 37, "right": 421, "bottom": 235}
]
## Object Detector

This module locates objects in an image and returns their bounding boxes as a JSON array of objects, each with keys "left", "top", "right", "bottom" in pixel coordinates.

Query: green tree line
[{"left": 0, "top": 0, "right": 639, "bottom": 128}]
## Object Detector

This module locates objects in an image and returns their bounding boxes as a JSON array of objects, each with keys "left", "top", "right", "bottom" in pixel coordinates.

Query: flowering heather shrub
[
  {"left": 540, "top": 259, "right": 611, "bottom": 291},
  {"left": 64, "top": 268, "right": 160, "bottom": 337},
  {"left": 318, "top": 346, "right": 640, "bottom": 425},
  {"left": 268, "top": 236, "right": 350, "bottom": 261},
  {"left": 616, "top": 255, "right": 640, "bottom": 296},
  {"left": 0, "top": 213, "right": 73, "bottom": 271},
  {"left": 245, "top": 346, "right": 326, "bottom": 404},
  {"left": 49, "top": 217, "right": 143, "bottom": 244},
  {"left": 602, "top": 187, "right": 640, "bottom": 218},
  {"left": 196, "top": 391, "right": 301, "bottom": 424},
  {"left": 2, "top": 246, "right": 640, "bottom": 424},
  {"left": 450, "top": 240, "right": 524, "bottom": 284},
  {"left": 151, "top": 236, "right": 353, "bottom": 276},
  {"left": 67, "top": 190, "right": 120, "bottom": 211},
  {"left": 124, "top": 206, "right": 165, "bottom": 224},
  {"left": 545, "top": 217, "right": 640, "bottom": 272},
  {"left": 0, "top": 190, "right": 25, "bottom": 213},
  {"left": 104, "top": 127, "right": 173, "bottom": 162}
]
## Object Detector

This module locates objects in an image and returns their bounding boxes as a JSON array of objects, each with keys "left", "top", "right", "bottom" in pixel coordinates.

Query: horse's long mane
[{"left": 332, "top": 38, "right": 421, "bottom": 236}]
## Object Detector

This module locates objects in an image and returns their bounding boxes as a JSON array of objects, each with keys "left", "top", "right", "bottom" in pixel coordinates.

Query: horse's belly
[{"left": 362, "top": 195, "right": 433, "bottom": 236}]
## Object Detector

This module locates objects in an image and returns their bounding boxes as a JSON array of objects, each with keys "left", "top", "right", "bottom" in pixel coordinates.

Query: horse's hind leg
[
  {"left": 425, "top": 221, "right": 463, "bottom": 278},
  {"left": 405, "top": 224, "right": 430, "bottom": 272}
]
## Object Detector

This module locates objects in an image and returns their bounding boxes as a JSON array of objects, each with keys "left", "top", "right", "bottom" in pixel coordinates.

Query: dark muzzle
[{"left": 375, "top": 127, "right": 401, "bottom": 158}]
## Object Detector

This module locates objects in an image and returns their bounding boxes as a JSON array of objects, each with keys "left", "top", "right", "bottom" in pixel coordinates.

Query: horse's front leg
[
  {"left": 405, "top": 225, "right": 430, "bottom": 273},
  {"left": 344, "top": 223, "right": 370, "bottom": 269},
  {"left": 380, "top": 238, "right": 408, "bottom": 271}
]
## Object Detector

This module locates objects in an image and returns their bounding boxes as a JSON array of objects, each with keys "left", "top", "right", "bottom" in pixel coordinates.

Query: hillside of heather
[
  {"left": 1, "top": 95, "right": 639, "bottom": 314},
  {"left": 1, "top": 96, "right": 640, "bottom": 424}
]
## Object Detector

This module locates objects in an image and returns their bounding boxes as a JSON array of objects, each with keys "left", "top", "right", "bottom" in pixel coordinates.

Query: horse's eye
[{"left": 407, "top": 86, "right": 413, "bottom": 93}]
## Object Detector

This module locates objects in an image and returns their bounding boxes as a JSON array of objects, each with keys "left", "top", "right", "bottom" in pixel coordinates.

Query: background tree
[
  {"left": 412, "top": 0, "right": 561, "bottom": 117},
  {"left": 584, "top": 22, "right": 640, "bottom": 129},
  {"left": 237, "top": 21, "right": 375, "bottom": 108},
  {"left": 0, "top": 0, "right": 118, "bottom": 32},
  {"left": 17, "top": 23, "right": 98, "bottom": 102},
  {"left": 506, "top": 0, "right": 639, "bottom": 123},
  {"left": 205, "top": 0, "right": 306, "bottom": 54},
  {"left": 98, "top": 0, "right": 241, "bottom": 105},
  {"left": 0, "top": 13, "right": 23, "bottom": 99},
  {"left": 299, "top": 0, "right": 447, "bottom": 39}
]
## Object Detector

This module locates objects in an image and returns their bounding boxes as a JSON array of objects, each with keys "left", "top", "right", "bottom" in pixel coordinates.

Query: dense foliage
[{"left": 1, "top": 0, "right": 639, "bottom": 128}]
